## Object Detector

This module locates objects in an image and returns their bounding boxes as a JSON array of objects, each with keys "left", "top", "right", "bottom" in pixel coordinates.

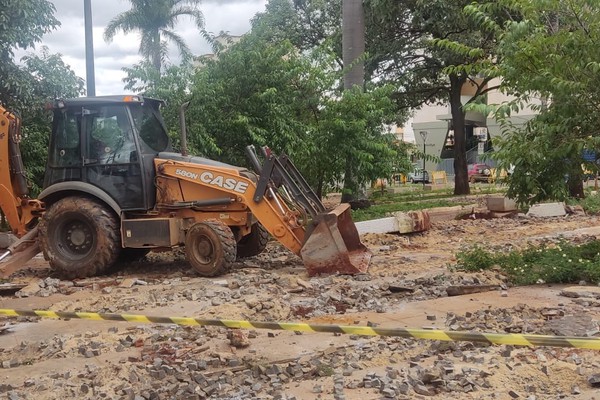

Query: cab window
[
  {"left": 86, "top": 105, "right": 136, "bottom": 165},
  {"left": 131, "top": 103, "right": 169, "bottom": 153}
]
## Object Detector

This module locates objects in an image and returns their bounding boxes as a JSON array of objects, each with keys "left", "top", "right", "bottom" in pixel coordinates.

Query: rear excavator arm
[
  {"left": 0, "top": 105, "right": 44, "bottom": 277},
  {"left": 0, "top": 105, "right": 44, "bottom": 236}
]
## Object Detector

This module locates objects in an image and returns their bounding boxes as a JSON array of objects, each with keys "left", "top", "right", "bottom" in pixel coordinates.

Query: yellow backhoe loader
[{"left": 0, "top": 95, "right": 371, "bottom": 279}]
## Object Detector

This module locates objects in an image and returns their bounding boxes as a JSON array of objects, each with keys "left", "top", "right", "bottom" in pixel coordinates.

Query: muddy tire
[
  {"left": 236, "top": 223, "right": 269, "bottom": 259},
  {"left": 39, "top": 196, "right": 121, "bottom": 279},
  {"left": 185, "top": 220, "right": 236, "bottom": 277}
]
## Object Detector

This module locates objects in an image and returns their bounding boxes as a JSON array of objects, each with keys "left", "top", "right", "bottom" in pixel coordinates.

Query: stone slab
[
  {"left": 486, "top": 196, "right": 518, "bottom": 212},
  {"left": 560, "top": 286, "right": 600, "bottom": 299},
  {"left": 526, "top": 202, "right": 566, "bottom": 218}
]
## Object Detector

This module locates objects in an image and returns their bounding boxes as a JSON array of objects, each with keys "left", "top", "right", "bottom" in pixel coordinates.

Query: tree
[
  {"left": 472, "top": 0, "right": 600, "bottom": 205},
  {"left": 364, "top": 0, "right": 505, "bottom": 195},
  {"left": 122, "top": 60, "right": 193, "bottom": 148},
  {"left": 185, "top": 30, "right": 397, "bottom": 197},
  {"left": 18, "top": 48, "right": 85, "bottom": 194},
  {"left": 0, "top": 0, "right": 59, "bottom": 106},
  {"left": 340, "top": 0, "right": 366, "bottom": 203},
  {"left": 254, "top": 0, "right": 505, "bottom": 195},
  {"left": 104, "top": 0, "right": 205, "bottom": 72}
]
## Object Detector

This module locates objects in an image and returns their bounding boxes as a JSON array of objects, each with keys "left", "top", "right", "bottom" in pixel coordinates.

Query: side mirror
[{"left": 130, "top": 150, "right": 138, "bottom": 163}]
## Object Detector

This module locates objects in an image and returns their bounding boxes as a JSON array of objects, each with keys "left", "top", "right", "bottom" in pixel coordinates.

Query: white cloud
[{"left": 16, "top": 0, "right": 266, "bottom": 96}]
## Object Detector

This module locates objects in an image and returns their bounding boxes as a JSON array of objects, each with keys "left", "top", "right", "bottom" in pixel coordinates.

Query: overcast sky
[{"left": 19, "top": 0, "right": 267, "bottom": 95}]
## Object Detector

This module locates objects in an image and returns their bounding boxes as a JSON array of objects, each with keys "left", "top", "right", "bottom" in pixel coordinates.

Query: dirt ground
[{"left": 3, "top": 199, "right": 600, "bottom": 399}]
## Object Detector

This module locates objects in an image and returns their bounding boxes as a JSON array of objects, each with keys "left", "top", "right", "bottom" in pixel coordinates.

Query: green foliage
[
  {"left": 0, "top": 0, "right": 59, "bottom": 105},
  {"left": 572, "top": 192, "right": 600, "bottom": 215},
  {"left": 0, "top": 1, "right": 80, "bottom": 196},
  {"left": 455, "top": 241, "right": 600, "bottom": 285},
  {"left": 476, "top": 0, "right": 600, "bottom": 205},
  {"left": 122, "top": 61, "right": 194, "bottom": 149},
  {"left": 186, "top": 30, "right": 399, "bottom": 197},
  {"left": 363, "top": 0, "right": 509, "bottom": 195},
  {"left": 14, "top": 48, "right": 85, "bottom": 195}
]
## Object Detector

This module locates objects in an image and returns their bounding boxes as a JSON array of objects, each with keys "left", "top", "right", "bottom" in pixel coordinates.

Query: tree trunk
[
  {"left": 568, "top": 172, "right": 585, "bottom": 199},
  {"left": 152, "top": 30, "right": 162, "bottom": 73},
  {"left": 449, "top": 74, "right": 470, "bottom": 195},
  {"left": 341, "top": 0, "right": 365, "bottom": 203},
  {"left": 342, "top": 0, "right": 365, "bottom": 90}
]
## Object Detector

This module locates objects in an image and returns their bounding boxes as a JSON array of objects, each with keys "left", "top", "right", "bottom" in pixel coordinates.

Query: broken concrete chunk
[
  {"left": 526, "top": 202, "right": 566, "bottom": 218},
  {"left": 355, "top": 210, "right": 430, "bottom": 235},
  {"left": 561, "top": 286, "right": 600, "bottom": 299},
  {"left": 446, "top": 285, "right": 499, "bottom": 296},
  {"left": 487, "top": 196, "right": 518, "bottom": 212}
]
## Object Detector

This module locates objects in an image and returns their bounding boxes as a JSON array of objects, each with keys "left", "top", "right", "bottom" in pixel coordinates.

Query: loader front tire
[
  {"left": 39, "top": 196, "right": 121, "bottom": 279},
  {"left": 185, "top": 220, "right": 236, "bottom": 277},
  {"left": 236, "top": 223, "right": 269, "bottom": 259}
]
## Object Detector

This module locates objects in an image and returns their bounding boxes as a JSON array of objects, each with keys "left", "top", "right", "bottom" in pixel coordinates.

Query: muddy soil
[{"left": 2, "top": 204, "right": 600, "bottom": 399}]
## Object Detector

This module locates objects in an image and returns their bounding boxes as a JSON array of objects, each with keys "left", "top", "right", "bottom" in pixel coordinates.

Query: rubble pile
[{"left": 3, "top": 212, "right": 600, "bottom": 399}]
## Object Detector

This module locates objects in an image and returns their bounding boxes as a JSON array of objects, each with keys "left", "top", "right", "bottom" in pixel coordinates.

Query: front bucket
[{"left": 300, "top": 203, "right": 372, "bottom": 276}]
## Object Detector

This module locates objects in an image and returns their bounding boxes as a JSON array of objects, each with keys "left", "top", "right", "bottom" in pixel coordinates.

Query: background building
[{"left": 410, "top": 78, "right": 538, "bottom": 174}]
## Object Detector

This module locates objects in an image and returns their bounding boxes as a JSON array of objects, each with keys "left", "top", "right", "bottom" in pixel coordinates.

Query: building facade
[{"left": 410, "top": 79, "right": 538, "bottom": 174}]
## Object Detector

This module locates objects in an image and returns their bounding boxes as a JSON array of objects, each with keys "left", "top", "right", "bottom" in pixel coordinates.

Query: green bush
[
  {"left": 576, "top": 192, "right": 600, "bottom": 215},
  {"left": 454, "top": 240, "right": 600, "bottom": 285}
]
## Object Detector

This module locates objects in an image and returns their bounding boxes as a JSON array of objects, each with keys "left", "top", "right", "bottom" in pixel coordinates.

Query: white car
[{"left": 408, "top": 168, "right": 429, "bottom": 183}]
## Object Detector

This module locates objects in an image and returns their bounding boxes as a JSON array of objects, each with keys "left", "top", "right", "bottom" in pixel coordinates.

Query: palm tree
[{"left": 104, "top": 0, "right": 205, "bottom": 71}]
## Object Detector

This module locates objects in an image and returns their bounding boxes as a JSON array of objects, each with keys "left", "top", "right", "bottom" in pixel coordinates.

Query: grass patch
[
  {"left": 453, "top": 240, "right": 600, "bottom": 285},
  {"left": 572, "top": 191, "right": 600, "bottom": 215}
]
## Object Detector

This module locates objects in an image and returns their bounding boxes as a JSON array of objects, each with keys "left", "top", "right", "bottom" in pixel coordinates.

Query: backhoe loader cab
[
  {"left": 45, "top": 96, "right": 169, "bottom": 211},
  {"left": 0, "top": 95, "right": 371, "bottom": 280}
]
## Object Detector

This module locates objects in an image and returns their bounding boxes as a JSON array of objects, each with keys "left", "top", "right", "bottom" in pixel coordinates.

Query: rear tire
[
  {"left": 236, "top": 223, "right": 269, "bottom": 259},
  {"left": 185, "top": 220, "right": 236, "bottom": 277},
  {"left": 39, "top": 197, "right": 121, "bottom": 279}
]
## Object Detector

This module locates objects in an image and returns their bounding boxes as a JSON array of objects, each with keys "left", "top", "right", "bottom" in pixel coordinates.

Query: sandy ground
[{"left": 2, "top": 203, "right": 600, "bottom": 399}]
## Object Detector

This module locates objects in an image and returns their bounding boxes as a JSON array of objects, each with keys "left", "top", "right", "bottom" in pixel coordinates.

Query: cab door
[{"left": 81, "top": 104, "right": 146, "bottom": 210}]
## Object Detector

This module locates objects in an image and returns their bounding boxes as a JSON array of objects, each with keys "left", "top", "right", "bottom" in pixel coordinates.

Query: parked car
[
  {"left": 408, "top": 167, "right": 430, "bottom": 183},
  {"left": 467, "top": 163, "right": 493, "bottom": 183}
]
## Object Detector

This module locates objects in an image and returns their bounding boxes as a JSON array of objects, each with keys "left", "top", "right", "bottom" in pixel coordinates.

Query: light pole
[
  {"left": 419, "top": 131, "right": 428, "bottom": 189},
  {"left": 84, "top": 0, "right": 96, "bottom": 96}
]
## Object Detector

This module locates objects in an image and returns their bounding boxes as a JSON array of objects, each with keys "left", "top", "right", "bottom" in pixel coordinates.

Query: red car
[{"left": 467, "top": 163, "right": 493, "bottom": 183}]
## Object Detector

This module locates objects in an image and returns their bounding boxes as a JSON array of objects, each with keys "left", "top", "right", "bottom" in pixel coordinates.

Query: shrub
[{"left": 454, "top": 240, "right": 600, "bottom": 285}]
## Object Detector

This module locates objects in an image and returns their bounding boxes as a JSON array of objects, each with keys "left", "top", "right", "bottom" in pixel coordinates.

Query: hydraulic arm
[{"left": 0, "top": 105, "right": 44, "bottom": 236}]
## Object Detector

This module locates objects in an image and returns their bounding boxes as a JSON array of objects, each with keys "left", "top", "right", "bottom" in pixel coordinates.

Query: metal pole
[
  {"left": 423, "top": 141, "right": 426, "bottom": 189},
  {"left": 419, "top": 131, "right": 428, "bottom": 189},
  {"left": 84, "top": 0, "right": 96, "bottom": 97}
]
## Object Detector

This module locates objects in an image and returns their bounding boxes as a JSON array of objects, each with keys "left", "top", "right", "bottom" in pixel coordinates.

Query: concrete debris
[
  {"left": 526, "top": 202, "right": 567, "bottom": 218},
  {"left": 1, "top": 209, "right": 600, "bottom": 398},
  {"left": 355, "top": 210, "right": 430, "bottom": 235},
  {"left": 487, "top": 196, "right": 518, "bottom": 212},
  {"left": 446, "top": 285, "right": 499, "bottom": 296}
]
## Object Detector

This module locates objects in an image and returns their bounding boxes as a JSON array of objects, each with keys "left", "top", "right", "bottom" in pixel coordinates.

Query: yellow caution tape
[{"left": 1, "top": 308, "right": 600, "bottom": 349}]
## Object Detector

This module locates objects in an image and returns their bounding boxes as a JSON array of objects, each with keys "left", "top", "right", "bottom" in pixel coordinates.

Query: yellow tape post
[{"left": 1, "top": 309, "right": 600, "bottom": 350}]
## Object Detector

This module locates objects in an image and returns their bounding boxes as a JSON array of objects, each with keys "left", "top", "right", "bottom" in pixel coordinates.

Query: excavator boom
[{"left": 0, "top": 105, "right": 44, "bottom": 277}]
